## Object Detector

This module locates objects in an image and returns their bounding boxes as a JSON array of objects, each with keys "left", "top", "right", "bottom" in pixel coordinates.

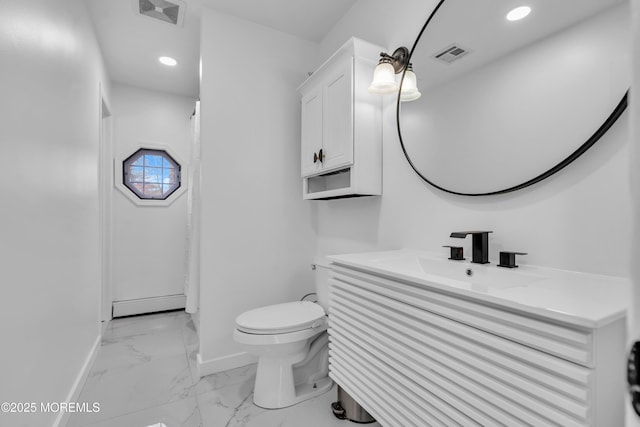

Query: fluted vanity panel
[{"left": 327, "top": 262, "right": 625, "bottom": 427}]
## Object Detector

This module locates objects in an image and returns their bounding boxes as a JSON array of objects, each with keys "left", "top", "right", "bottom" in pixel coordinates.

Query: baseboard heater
[{"left": 112, "top": 294, "right": 186, "bottom": 318}]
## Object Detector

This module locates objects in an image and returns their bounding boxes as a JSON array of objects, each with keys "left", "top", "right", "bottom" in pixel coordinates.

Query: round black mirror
[{"left": 397, "top": 0, "right": 629, "bottom": 196}]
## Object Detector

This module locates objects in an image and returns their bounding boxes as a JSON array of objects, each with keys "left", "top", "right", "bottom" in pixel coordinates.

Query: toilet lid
[{"left": 236, "top": 301, "right": 326, "bottom": 334}]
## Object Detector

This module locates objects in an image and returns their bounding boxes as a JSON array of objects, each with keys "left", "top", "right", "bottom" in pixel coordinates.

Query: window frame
[
  {"left": 114, "top": 144, "right": 188, "bottom": 207},
  {"left": 122, "top": 148, "right": 181, "bottom": 200}
]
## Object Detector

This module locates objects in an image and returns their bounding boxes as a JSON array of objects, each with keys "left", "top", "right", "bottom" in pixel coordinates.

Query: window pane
[
  {"left": 144, "top": 183, "right": 162, "bottom": 196},
  {"left": 144, "top": 167, "right": 162, "bottom": 183},
  {"left": 132, "top": 156, "right": 144, "bottom": 167},
  {"left": 129, "top": 166, "right": 144, "bottom": 182},
  {"left": 162, "top": 168, "right": 177, "bottom": 184},
  {"left": 163, "top": 157, "right": 175, "bottom": 168},
  {"left": 132, "top": 182, "right": 144, "bottom": 193},
  {"left": 145, "top": 154, "right": 163, "bottom": 167}
]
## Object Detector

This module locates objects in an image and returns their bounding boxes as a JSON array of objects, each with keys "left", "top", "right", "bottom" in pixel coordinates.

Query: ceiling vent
[
  {"left": 433, "top": 44, "right": 471, "bottom": 64},
  {"left": 136, "top": 0, "right": 186, "bottom": 26}
]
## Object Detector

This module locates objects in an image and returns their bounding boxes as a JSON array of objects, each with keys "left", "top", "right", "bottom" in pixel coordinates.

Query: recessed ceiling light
[
  {"left": 158, "top": 56, "right": 177, "bottom": 66},
  {"left": 506, "top": 6, "right": 531, "bottom": 21}
]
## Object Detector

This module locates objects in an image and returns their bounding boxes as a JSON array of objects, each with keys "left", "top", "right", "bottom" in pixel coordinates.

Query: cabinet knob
[
  {"left": 319, "top": 148, "right": 324, "bottom": 163},
  {"left": 313, "top": 152, "right": 318, "bottom": 163}
]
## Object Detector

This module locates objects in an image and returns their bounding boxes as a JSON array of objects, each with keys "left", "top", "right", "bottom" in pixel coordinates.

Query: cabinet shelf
[{"left": 303, "top": 167, "right": 377, "bottom": 200}]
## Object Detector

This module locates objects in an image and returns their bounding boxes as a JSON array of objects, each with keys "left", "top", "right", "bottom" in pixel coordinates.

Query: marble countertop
[{"left": 327, "top": 249, "right": 630, "bottom": 329}]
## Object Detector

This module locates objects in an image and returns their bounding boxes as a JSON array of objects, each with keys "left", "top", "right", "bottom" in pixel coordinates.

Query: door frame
[{"left": 99, "top": 85, "right": 113, "bottom": 322}]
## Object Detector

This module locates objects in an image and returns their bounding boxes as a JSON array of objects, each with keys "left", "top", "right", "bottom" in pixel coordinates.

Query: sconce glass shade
[
  {"left": 400, "top": 67, "right": 421, "bottom": 102},
  {"left": 368, "top": 62, "right": 398, "bottom": 94}
]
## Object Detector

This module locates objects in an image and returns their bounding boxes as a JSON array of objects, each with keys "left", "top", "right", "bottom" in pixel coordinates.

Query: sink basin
[
  {"left": 365, "top": 253, "right": 545, "bottom": 292},
  {"left": 327, "top": 249, "right": 630, "bottom": 328},
  {"left": 419, "top": 257, "right": 544, "bottom": 290}
]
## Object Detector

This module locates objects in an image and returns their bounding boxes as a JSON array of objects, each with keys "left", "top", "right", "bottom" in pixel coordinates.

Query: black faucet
[{"left": 449, "top": 231, "right": 493, "bottom": 264}]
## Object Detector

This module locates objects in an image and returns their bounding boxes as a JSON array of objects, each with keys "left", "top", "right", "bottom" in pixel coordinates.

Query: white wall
[
  {"left": 111, "top": 83, "right": 195, "bottom": 303},
  {"left": 0, "top": 1, "right": 109, "bottom": 426},
  {"left": 313, "top": 0, "right": 632, "bottom": 277},
  {"left": 198, "top": 8, "right": 318, "bottom": 372}
]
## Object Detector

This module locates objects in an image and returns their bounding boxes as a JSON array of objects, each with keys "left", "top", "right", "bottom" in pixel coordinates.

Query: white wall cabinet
[
  {"left": 301, "top": 59, "right": 353, "bottom": 177},
  {"left": 298, "top": 38, "right": 383, "bottom": 200}
]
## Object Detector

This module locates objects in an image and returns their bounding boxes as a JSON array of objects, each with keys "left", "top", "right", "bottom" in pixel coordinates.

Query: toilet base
[
  {"left": 251, "top": 331, "right": 333, "bottom": 409},
  {"left": 254, "top": 376, "right": 333, "bottom": 409}
]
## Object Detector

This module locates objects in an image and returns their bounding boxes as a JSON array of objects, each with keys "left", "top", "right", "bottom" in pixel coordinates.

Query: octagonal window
[{"left": 123, "top": 148, "right": 181, "bottom": 200}]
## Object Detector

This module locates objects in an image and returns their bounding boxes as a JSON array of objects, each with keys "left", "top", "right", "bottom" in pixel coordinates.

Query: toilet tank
[{"left": 313, "top": 256, "right": 332, "bottom": 311}]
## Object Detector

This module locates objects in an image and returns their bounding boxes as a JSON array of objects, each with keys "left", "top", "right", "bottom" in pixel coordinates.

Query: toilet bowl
[
  {"left": 233, "top": 259, "right": 334, "bottom": 409},
  {"left": 233, "top": 301, "right": 333, "bottom": 409}
]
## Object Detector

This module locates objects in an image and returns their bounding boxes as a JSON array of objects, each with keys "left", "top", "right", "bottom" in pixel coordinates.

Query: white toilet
[{"left": 233, "top": 259, "right": 333, "bottom": 409}]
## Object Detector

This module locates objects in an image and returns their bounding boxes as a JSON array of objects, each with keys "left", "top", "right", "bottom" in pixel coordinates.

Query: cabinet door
[
  {"left": 322, "top": 58, "right": 354, "bottom": 171},
  {"left": 301, "top": 88, "right": 323, "bottom": 177}
]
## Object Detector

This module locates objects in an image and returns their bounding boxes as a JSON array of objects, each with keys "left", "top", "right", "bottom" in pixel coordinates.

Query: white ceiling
[
  {"left": 414, "top": 0, "right": 625, "bottom": 91},
  {"left": 85, "top": 0, "right": 358, "bottom": 98}
]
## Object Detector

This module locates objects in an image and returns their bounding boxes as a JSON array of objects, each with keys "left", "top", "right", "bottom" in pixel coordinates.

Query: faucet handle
[
  {"left": 450, "top": 231, "right": 493, "bottom": 238},
  {"left": 498, "top": 251, "right": 527, "bottom": 268},
  {"left": 443, "top": 246, "right": 465, "bottom": 261}
]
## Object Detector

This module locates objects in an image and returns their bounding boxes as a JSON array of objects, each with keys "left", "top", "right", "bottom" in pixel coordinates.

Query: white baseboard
[
  {"left": 197, "top": 351, "right": 257, "bottom": 378},
  {"left": 53, "top": 334, "right": 101, "bottom": 427},
  {"left": 112, "top": 294, "right": 186, "bottom": 317}
]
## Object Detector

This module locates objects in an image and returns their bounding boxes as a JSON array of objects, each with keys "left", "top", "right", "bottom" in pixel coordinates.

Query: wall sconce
[
  {"left": 400, "top": 63, "right": 421, "bottom": 102},
  {"left": 368, "top": 47, "right": 421, "bottom": 102},
  {"left": 368, "top": 47, "right": 409, "bottom": 94}
]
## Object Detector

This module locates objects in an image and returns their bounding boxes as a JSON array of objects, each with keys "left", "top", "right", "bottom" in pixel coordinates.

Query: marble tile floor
[{"left": 68, "top": 310, "right": 377, "bottom": 427}]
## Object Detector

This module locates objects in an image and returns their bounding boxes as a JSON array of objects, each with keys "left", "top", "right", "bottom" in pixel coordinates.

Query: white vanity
[{"left": 326, "top": 250, "right": 629, "bottom": 426}]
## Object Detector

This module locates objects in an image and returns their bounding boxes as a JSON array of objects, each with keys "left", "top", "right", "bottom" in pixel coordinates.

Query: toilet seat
[
  {"left": 235, "top": 301, "right": 326, "bottom": 335},
  {"left": 233, "top": 324, "right": 326, "bottom": 346}
]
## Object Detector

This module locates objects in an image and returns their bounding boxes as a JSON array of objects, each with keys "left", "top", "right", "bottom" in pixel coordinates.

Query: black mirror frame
[{"left": 396, "top": 0, "right": 629, "bottom": 197}]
